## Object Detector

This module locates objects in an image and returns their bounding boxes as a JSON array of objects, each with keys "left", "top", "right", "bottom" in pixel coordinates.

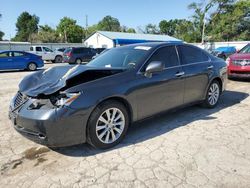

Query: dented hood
[{"left": 19, "top": 65, "right": 123, "bottom": 97}]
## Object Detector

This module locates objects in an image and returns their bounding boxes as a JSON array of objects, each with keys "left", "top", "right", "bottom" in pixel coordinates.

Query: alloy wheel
[
  {"left": 28, "top": 63, "right": 37, "bottom": 71},
  {"left": 208, "top": 83, "right": 220, "bottom": 105},
  {"left": 95, "top": 108, "right": 125, "bottom": 144}
]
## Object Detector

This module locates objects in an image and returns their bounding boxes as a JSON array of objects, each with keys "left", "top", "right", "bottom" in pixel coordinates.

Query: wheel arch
[
  {"left": 203, "top": 76, "right": 223, "bottom": 99},
  {"left": 212, "top": 77, "right": 223, "bottom": 93},
  {"left": 98, "top": 96, "right": 133, "bottom": 124}
]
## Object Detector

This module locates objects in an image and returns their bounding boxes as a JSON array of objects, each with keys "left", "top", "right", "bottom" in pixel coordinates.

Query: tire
[
  {"left": 87, "top": 100, "right": 129, "bottom": 149},
  {"left": 27, "top": 62, "right": 37, "bottom": 71},
  {"left": 75, "top": 58, "right": 82, "bottom": 64},
  {"left": 55, "top": 55, "right": 63, "bottom": 63},
  {"left": 202, "top": 80, "right": 221, "bottom": 108}
]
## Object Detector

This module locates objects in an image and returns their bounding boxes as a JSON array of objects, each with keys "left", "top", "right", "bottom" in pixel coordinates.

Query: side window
[
  {"left": 13, "top": 52, "right": 25, "bottom": 57},
  {"left": 178, "top": 45, "right": 209, "bottom": 65},
  {"left": 74, "top": 48, "right": 83, "bottom": 54},
  {"left": 36, "top": 47, "right": 42, "bottom": 52},
  {"left": 30, "top": 47, "right": 34, "bottom": 51},
  {"left": 0, "top": 52, "right": 10, "bottom": 58},
  {"left": 148, "top": 46, "right": 179, "bottom": 68},
  {"left": 43, "top": 47, "right": 53, "bottom": 52}
]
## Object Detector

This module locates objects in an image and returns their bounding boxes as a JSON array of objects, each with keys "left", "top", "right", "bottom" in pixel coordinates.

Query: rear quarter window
[
  {"left": 36, "top": 47, "right": 42, "bottom": 52},
  {"left": 178, "top": 45, "right": 209, "bottom": 65}
]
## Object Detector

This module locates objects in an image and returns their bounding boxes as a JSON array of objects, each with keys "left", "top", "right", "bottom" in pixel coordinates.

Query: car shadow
[{"left": 52, "top": 90, "right": 249, "bottom": 157}]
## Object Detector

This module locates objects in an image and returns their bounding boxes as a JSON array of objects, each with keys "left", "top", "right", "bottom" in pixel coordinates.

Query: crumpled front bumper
[{"left": 9, "top": 94, "right": 90, "bottom": 147}]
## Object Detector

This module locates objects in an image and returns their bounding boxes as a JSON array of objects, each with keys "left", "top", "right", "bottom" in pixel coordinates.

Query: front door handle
[
  {"left": 207, "top": 65, "right": 214, "bottom": 70},
  {"left": 175, "top": 71, "right": 185, "bottom": 77}
]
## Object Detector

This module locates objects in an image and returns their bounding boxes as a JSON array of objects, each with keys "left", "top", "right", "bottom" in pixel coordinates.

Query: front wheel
[
  {"left": 202, "top": 80, "right": 221, "bottom": 108},
  {"left": 27, "top": 62, "right": 37, "bottom": 71},
  {"left": 87, "top": 100, "right": 129, "bottom": 149}
]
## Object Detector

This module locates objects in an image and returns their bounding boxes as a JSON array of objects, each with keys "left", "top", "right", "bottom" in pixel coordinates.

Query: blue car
[
  {"left": 0, "top": 51, "right": 44, "bottom": 71},
  {"left": 211, "top": 46, "right": 236, "bottom": 60}
]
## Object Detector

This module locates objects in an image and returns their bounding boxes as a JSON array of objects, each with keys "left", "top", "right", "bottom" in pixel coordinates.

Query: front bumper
[
  {"left": 228, "top": 65, "right": 250, "bottom": 78},
  {"left": 9, "top": 94, "right": 89, "bottom": 147}
]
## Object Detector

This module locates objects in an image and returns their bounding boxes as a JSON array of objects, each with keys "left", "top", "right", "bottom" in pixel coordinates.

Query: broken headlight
[{"left": 53, "top": 92, "right": 81, "bottom": 107}]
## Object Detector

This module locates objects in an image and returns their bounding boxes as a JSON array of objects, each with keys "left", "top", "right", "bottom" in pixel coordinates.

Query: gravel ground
[{"left": 0, "top": 63, "right": 250, "bottom": 188}]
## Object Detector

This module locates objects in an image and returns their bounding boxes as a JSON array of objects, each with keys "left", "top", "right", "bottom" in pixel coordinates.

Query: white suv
[{"left": 29, "top": 46, "right": 63, "bottom": 63}]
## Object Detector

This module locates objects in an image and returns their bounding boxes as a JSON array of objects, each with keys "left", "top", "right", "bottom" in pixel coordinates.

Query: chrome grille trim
[
  {"left": 232, "top": 60, "right": 250, "bottom": 66},
  {"left": 14, "top": 92, "right": 23, "bottom": 108}
]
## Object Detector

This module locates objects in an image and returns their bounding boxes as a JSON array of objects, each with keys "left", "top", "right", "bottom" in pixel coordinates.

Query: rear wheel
[
  {"left": 27, "top": 62, "right": 37, "bottom": 71},
  {"left": 87, "top": 100, "right": 129, "bottom": 149},
  {"left": 202, "top": 80, "right": 221, "bottom": 108},
  {"left": 75, "top": 58, "right": 82, "bottom": 64},
  {"left": 55, "top": 55, "right": 63, "bottom": 63}
]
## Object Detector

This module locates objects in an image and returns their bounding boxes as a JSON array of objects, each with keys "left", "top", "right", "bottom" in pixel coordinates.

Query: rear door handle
[
  {"left": 175, "top": 71, "right": 185, "bottom": 77},
  {"left": 207, "top": 65, "right": 214, "bottom": 70}
]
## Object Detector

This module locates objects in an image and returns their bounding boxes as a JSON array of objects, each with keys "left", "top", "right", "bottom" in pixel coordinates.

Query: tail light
[
  {"left": 226, "top": 57, "right": 231, "bottom": 65},
  {"left": 65, "top": 52, "right": 72, "bottom": 57}
]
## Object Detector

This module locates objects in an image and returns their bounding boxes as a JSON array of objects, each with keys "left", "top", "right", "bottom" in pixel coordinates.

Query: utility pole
[
  {"left": 85, "top": 15, "right": 88, "bottom": 29},
  {"left": 201, "top": 12, "right": 206, "bottom": 44}
]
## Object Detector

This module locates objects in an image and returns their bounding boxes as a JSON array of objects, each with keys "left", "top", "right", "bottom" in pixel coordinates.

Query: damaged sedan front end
[{"left": 9, "top": 64, "right": 126, "bottom": 147}]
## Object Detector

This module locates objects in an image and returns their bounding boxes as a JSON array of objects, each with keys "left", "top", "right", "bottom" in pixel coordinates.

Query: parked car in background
[
  {"left": 63, "top": 47, "right": 97, "bottom": 64},
  {"left": 211, "top": 46, "right": 236, "bottom": 60},
  {"left": 54, "top": 47, "right": 66, "bottom": 53},
  {"left": 29, "top": 46, "right": 63, "bottom": 63},
  {"left": 227, "top": 43, "right": 250, "bottom": 79},
  {"left": 95, "top": 48, "right": 106, "bottom": 54},
  {"left": 9, "top": 43, "right": 227, "bottom": 149},
  {"left": 0, "top": 51, "right": 44, "bottom": 71},
  {"left": 92, "top": 48, "right": 110, "bottom": 59}
]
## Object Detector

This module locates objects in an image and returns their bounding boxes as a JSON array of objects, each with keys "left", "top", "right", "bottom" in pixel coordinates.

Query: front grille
[
  {"left": 232, "top": 60, "right": 250, "bottom": 66},
  {"left": 14, "top": 92, "right": 27, "bottom": 108}
]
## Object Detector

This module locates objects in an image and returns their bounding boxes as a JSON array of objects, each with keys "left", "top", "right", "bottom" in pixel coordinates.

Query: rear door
[
  {"left": 136, "top": 45, "right": 185, "bottom": 119},
  {"left": 177, "top": 45, "right": 212, "bottom": 104},
  {"left": 35, "top": 47, "right": 45, "bottom": 59}
]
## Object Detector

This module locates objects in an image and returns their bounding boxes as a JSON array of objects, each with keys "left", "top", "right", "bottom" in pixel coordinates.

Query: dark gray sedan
[{"left": 9, "top": 42, "right": 227, "bottom": 149}]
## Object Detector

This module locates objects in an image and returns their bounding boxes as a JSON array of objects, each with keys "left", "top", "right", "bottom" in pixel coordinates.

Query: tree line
[{"left": 0, "top": 0, "right": 249, "bottom": 43}]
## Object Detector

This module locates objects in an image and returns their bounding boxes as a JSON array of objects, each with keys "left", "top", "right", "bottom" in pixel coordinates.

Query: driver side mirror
[{"left": 145, "top": 61, "right": 164, "bottom": 78}]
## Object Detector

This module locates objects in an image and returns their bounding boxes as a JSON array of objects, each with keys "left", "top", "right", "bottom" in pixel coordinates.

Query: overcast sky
[{"left": 0, "top": 0, "right": 195, "bottom": 40}]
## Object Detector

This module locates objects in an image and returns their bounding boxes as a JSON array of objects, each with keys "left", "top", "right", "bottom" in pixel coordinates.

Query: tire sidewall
[{"left": 87, "top": 101, "right": 129, "bottom": 149}]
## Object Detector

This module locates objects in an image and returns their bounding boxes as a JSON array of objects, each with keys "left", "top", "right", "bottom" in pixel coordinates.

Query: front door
[
  {"left": 0, "top": 52, "right": 12, "bottom": 70},
  {"left": 43, "top": 47, "right": 55, "bottom": 60},
  {"left": 136, "top": 46, "right": 185, "bottom": 119}
]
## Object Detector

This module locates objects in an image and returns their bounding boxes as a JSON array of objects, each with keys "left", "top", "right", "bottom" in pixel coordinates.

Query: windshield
[
  {"left": 239, "top": 44, "right": 250, "bottom": 54},
  {"left": 88, "top": 46, "right": 151, "bottom": 69}
]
